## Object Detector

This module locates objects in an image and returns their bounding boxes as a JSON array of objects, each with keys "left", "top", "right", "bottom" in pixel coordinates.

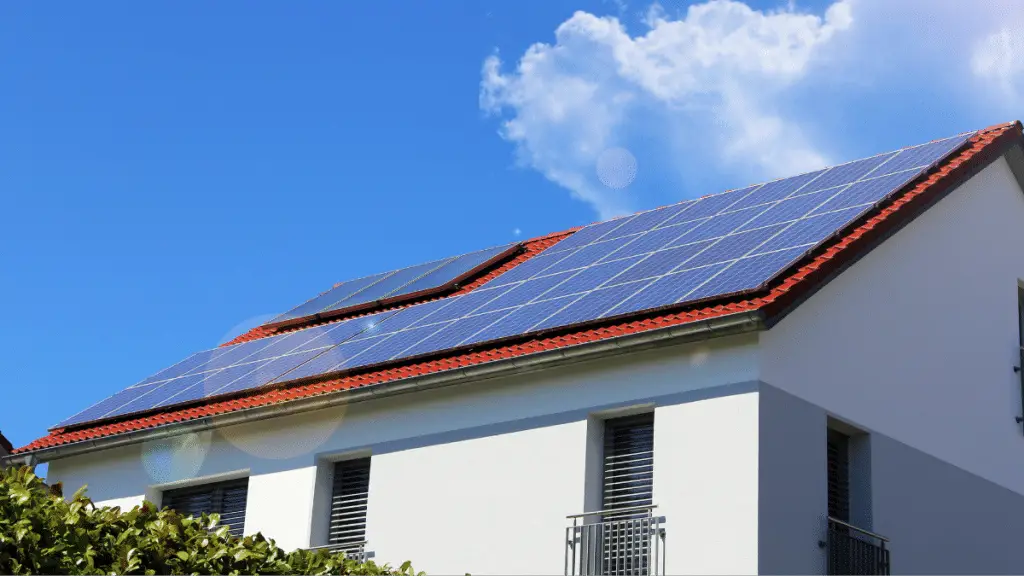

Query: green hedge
[{"left": 0, "top": 466, "right": 423, "bottom": 575}]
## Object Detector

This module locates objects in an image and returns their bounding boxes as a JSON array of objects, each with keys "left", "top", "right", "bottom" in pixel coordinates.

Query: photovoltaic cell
[
  {"left": 811, "top": 170, "right": 920, "bottom": 214},
  {"left": 686, "top": 247, "right": 809, "bottom": 301},
  {"left": 659, "top": 186, "right": 758, "bottom": 226},
  {"left": 544, "top": 218, "right": 632, "bottom": 255},
  {"left": 601, "top": 202, "right": 695, "bottom": 239},
  {"left": 270, "top": 244, "right": 516, "bottom": 323},
  {"left": 738, "top": 189, "right": 836, "bottom": 231},
  {"left": 728, "top": 169, "right": 827, "bottom": 211},
  {"left": 466, "top": 297, "right": 577, "bottom": 344},
  {"left": 482, "top": 252, "right": 563, "bottom": 287},
  {"left": 56, "top": 130, "right": 978, "bottom": 429},
  {"left": 609, "top": 265, "right": 728, "bottom": 316},
  {"left": 532, "top": 282, "right": 648, "bottom": 331},
  {"left": 400, "top": 245, "right": 509, "bottom": 294},
  {"left": 274, "top": 273, "right": 390, "bottom": 322},
  {"left": 751, "top": 207, "right": 864, "bottom": 255},
  {"left": 547, "top": 236, "right": 635, "bottom": 271},
  {"left": 611, "top": 224, "right": 698, "bottom": 260},
  {"left": 543, "top": 257, "right": 645, "bottom": 300},
  {"left": 684, "top": 225, "right": 786, "bottom": 269},
  {"left": 802, "top": 152, "right": 897, "bottom": 192},
  {"left": 680, "top": 205, "right": 769, "bottom": 242},
  {"left": 609, "top": 242, "right": 712, "bottom": 285},
  {"left": 878, "top": 135, "right": 971, "bottom": 173},
  {"left": 475, "top": 272, "right": 575, "bottom": 314},
  {"left": 401, "top": 312, "right": 509, "bottom": 358}
]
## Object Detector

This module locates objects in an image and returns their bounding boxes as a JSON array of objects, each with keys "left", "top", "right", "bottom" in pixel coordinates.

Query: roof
[
  {"left": 0, "top": 431, "right": 12, "bottom": 454},
  {"left": 15, "top": 121, "right": 1023, "bottom": 456}
]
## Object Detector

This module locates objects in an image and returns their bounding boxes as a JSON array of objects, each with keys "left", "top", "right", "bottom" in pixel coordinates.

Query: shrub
[{"left": 0, "top": 466, "right": 423, "bottom": 575}]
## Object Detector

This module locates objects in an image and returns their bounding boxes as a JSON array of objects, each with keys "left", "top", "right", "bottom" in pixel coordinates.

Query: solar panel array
[
  {"left": 269, "top": 244, "right": 516, "bottom": 324},
  {"left": 56, "top": 132, "right": 974, "bottom": 428}
]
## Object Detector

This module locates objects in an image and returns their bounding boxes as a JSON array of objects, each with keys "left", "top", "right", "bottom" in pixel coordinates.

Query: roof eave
[{"left": 6, "top": 309, "right": 765, "bottom": 466}]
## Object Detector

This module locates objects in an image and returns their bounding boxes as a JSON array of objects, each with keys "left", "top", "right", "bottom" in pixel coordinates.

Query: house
[
  {"left": 6, "top": 121, "right": 1024, "bottom": 575},
  {"left": 0, "top": 431, "right": 11, "bottom": 460}
]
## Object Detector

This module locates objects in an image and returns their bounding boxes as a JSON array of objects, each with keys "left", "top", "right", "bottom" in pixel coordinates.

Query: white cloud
[
  {"left": 972, "top": 26, "right": 1024, "bottom": 98},
  {"left": 481, "top": 0, "right": 853, "bottom": 218}
]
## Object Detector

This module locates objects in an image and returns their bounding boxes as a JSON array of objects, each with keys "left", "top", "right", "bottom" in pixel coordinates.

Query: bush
[{"left": 0, "top": 466, "right": 423, "bottom": 575}]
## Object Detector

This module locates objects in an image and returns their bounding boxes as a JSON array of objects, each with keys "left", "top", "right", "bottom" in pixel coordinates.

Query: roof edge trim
[{"left": 6, "top": 309, "right": 764, "bottom": 465}]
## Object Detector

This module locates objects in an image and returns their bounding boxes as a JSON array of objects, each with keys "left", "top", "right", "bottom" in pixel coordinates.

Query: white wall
[
  {"left": 761, "top": 156, "right": 1024, "bottom": 496},
  {"left": 45, "top": 334, "right": 759, "bottom": 574},
  {"left": 655, "top": 392, "right": 760, "bottom": 575},
  {"left": 366, "top": 420, "right": 587, "bottom": 574},
  {"left": 245, "top": 467, "right": 319, "bottom": 551},
  {"left": 756, "top": 384, "right": 827, "bottom": 575}
]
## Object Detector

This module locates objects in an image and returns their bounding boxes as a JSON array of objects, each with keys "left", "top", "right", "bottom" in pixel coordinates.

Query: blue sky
[{"left": 1, "top": 0, "right": 1022, "bottom": 459}]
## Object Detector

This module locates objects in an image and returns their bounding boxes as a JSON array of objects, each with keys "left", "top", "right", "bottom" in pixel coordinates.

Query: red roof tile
[{"left": 16, "top": 122, "right": 1022, "bottom": 455}]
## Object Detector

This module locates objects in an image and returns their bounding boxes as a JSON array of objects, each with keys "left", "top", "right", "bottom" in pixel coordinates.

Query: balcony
[
  {"left": 305, "top": 541, "right": 373, "bottom": 563},
  {"left": 565, "top": 504, "right": 666, "bottom": 576},
  {"left": 820, "top": 517, "right": 890, "bottom": 575}
]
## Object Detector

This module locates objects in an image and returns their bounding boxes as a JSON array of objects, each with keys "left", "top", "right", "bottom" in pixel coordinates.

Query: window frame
[
  {"left": 326, "top": 456, "right": 372, "bottom": 554},
  {"left": 161, "top": 477, "right": 249, "bottom": 537}
]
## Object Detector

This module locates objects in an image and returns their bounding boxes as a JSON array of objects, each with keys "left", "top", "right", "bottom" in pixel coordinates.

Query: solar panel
[
  {"left": 56, "top": 131, "right": 975, "bottom": 429},
  {"left": 268, "top": 244, "right": 516, "bottom": 324}
]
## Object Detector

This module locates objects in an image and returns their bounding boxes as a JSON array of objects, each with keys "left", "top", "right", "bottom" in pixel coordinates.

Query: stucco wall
[
  {"left": 757, "top": 384, "right": 827, "bottom": 576},
  {"left": 656, "top": 391, "right": 760, "bottom": 575},
  {"left": 755, "top": 382, "right": 1024, "bottom": 575},
  {"left": 871, "top": 431, "right": 1024, "bottom": 574},
  {"left": 761, "top": 156, "right": 1024, "bottom": 496}
]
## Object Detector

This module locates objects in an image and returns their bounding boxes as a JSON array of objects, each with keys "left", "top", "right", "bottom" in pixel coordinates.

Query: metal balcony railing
[
  {"left": 565, "top": 504, "right": 666, "bottom": 576},
  {"left": 305, "top": 541, "right": 373, "bottom": 563},
  {"left": 820, "top": 517, "right": 890, "bottom": 575}
]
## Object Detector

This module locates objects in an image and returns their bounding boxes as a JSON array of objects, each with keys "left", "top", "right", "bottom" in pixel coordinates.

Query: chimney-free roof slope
[{"left": 16, "top": 121, "right": 1022, "bottom": 455}]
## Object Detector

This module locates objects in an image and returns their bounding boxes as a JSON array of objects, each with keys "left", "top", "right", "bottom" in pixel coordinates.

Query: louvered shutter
[
  {"left": 163, "top": 478, "right": 249, "bottom": 538},
  {"left": 329, "top": 458, "right": 371, "bottom": 552},
  {"left": 602, "top": 413, "right": 654, "bottom": 519},
  {"left": 827, "top": 430, "right": 850, "bottom": 522}
]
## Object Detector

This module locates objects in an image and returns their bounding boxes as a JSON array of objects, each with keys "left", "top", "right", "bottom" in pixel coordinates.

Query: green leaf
[{"left": 0, "top": 465, "right": 430, "bottom": 575}]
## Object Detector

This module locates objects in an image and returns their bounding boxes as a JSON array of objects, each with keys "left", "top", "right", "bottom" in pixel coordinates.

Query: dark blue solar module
[
  {"left": 269, "top": 244, "right": 514, "bottom": 324},
  {"left": 56, "top": 131, "right": 975, "bottom": 429}
]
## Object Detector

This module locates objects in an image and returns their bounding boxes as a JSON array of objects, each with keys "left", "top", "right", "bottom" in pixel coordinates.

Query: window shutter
[
  {"left": 827, "top": 430, "right": 850, "bottom": 522},
  {"left": 163, "top": 478, "right": 249, "bottom": 537},
  {"left": 602, "top": 413, "right": 654, "bottom": 520},
  {"left": 329, "top": 458, "right": 371, "bottom": 552}
]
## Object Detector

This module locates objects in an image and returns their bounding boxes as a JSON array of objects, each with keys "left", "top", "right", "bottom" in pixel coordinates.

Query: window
[
  {"left": 825, "top": 428, "right": 889, "bottom": 574},
  {"left": 1018, "top": 286, "right": 1024, "bottom": 428},
  {"left": 601, "top": 413, "right": 655, "bottom": 574},
  {"left": 328, "top": 457, "right": 371, "bottom": 554},
  {"left": 162, "top": 478, "right": 249, "bottom": 537},
  {"left": 602, "top": 413, "right": 655, "bottom": 518},
  {"left": 1019, "top": 285, "right": 1024, "bottom": 348},
  {"left": 827, "top": 429, "right": 850, "bottom": 522}
]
